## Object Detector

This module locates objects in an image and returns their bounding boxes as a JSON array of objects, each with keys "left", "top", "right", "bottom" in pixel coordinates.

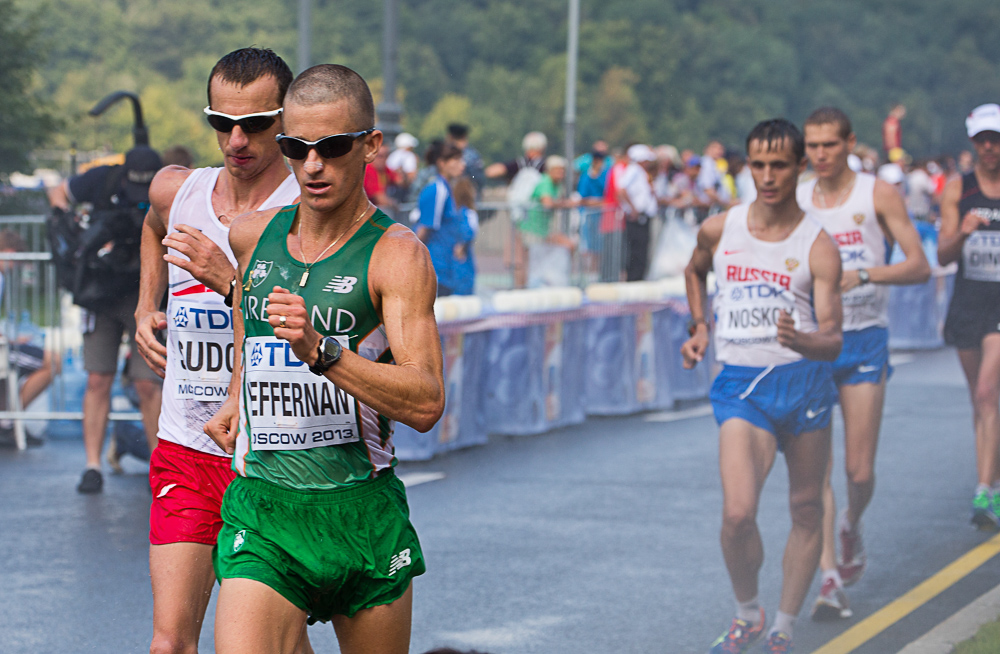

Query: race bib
[
  {"left": 243, "top": 335, "right": 359, "bottom": 451},
  {"left": 963, "top": 231, "right": 1000, "bottom": 282},
  {"left": 841, "top": 284, "right": 887, "bottom": 328},
  {"left": 715, "top": 283, "right": 799, "bottom": 347},
  {"left": 168, "top": 300, "right": 235, "bottom": 402}
]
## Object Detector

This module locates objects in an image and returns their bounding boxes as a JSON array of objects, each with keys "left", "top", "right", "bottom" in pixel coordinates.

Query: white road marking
[
  {"left": 644, "top": 404, "right": 714, "bottom": 422},
  {"left": 890, "top": 352, "right": 916, "bottom": 365},
  {"left": 397, "top": 472, "right": 446, "bottom": 488},
  {"left": 438, "top": 616, "right": 565, "bottom": 648}
]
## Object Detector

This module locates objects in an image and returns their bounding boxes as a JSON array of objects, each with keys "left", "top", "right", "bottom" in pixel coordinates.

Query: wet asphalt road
[{"left": 1, "top": 347, "right": 997, "bottom": 653}]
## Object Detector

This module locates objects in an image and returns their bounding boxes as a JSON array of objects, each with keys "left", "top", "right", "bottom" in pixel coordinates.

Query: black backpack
[{"left": 47, "top": 165, "right": 146, "bottom": 312}]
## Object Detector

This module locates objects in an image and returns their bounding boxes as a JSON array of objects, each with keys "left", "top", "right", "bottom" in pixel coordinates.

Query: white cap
[
  {"left": 966, "top": 104, "right": 1000, "bottom": 138},
  {"left": 627, "top": 144, "right": 656, "bottom": 163},
  {"left": 847, "top": 153, "right": 863, "bottom": 172},
  {"left": 877, "top": 163, "right": 905, "bottom": 185},
  {"left": 394, "top": 132, "right": 418, "bottom": 149}
]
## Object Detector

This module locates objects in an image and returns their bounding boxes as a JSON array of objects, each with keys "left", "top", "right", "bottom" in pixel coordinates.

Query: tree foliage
[
  {"left": 16, "top": 0, "right": 1000, "bottom": 170},
  {"left": 0, "top": 0, "right": 57, "bottom": 175}
]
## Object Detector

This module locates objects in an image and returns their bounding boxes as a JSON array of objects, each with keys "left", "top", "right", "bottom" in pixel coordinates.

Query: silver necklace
[
  {"left": 296, "top": 203, "right": 372, "bottom": 288},
  {"left": 815, "top": 176, "right": 855, "bottom": 209}
]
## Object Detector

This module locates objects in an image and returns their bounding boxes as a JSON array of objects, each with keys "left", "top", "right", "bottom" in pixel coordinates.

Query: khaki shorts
[{"left": 82, "top": 290, "right": 160, "bottom": 382}]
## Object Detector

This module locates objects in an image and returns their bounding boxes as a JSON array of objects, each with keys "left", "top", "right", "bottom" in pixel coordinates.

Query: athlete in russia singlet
[
  {"left": 712, "top": 203, "right": 824, "bottom": 367},
  {"left": 234, "top": 204, "right": 397, "bottom": 489},
  {"left": 797, "top": 173, "right": 889, "bottom": 331},
  {"left": 160, "top": 167, "right": 299, "bottom": 456}
]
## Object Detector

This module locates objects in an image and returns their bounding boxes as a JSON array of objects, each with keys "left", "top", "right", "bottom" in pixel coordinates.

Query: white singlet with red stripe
[
  {"left": 158, "top": 167, "right": 299, "bottom": 456},
  {"left": 712, "top": 203, "right": 824, "bottom": 367},
  {"left": 797, "top": 172, "right": 888, "bottom": 331}
]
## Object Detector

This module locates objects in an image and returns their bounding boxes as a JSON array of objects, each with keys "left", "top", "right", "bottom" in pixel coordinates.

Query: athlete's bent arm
[
  {"left": 777, "top": 231, "right": 843, "bottom": 361},
  {"left": 267, "top": 226, "right": 445, "bottom": 432},
  {"left": 856, "top": 179, "right": 931, "bottom": 288},
  {"left": 681, "top": 212, "right": 725, "bottom": 369},
  {"left": 938, "top": 176, "right": 987, "bottom": 266},
  {"left": 134, "top": 166, "right": 189, "bottom": 377},
  {"left": 203, "top": 210, "right": 274, "bottom": 454}
]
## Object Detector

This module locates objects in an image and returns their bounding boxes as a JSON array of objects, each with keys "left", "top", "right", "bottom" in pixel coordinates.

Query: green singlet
[{"left": 234, "top": 204, "right": 397, "bottom": 490}]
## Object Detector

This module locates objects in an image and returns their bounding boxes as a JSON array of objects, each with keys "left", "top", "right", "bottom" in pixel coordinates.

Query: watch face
[{"left": 320, "top": 337, "right": 342, "bottom": 362}]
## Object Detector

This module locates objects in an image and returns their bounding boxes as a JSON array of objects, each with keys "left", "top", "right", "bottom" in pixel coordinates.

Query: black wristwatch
[
  {"left": 309, "top": 336, "right": 343, "bottom": 375},
  {"left": 223, "top": 277, "right": 237, "bottom": 307},
  {"left": 857, "top": 269, "right": 870, "bottom": 285}
]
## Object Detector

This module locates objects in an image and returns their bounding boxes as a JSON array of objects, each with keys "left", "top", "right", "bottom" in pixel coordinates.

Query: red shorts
[{"left": 149, "top": 439, "right": 236, "bottom": 546}]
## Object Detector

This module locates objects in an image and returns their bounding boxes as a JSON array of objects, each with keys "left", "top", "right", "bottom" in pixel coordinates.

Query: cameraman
[{"left": 48, "top": 146, "right": 164, "bottom": 493}]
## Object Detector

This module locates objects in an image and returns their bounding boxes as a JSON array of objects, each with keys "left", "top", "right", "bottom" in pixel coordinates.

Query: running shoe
[
  {"left": 810, "top": 576, "right": 853, "bottom": 620},
  {"left": 760, "top": 631, "right": 792, "bottom": 653},
  {"left": 77, "top": 468, "right": 103, "bottom": 494},
  {"left": 836, "top": 511, "right": 867, "bottom": 587},
  {"left": 708, "top": 608, "right": 765, "bottom": 654},
  {"left": 971, "top": 490, "right": 999, "bottom": 530}
]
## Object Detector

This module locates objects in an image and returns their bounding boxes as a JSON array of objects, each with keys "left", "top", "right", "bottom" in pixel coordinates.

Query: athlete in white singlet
[
  {"left": 798, "top": 107, "right": 929, "bottom": 620},
  {"left": 133, "top": 49, "right": 312, "bottom": 654},
  {"left": 682, "top": 119, "right": 843, "bottom": 654}
]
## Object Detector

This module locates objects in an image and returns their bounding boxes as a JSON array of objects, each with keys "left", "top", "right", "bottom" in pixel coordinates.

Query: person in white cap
[
  {"left": 386, "top": 132, "right": 419, "bottom": 191},
  {"left": 939, "top": 102, "right": 1000, "bottom": 529},
  {"left": 617, "top": 144, "right": 658, "bottom": 280}
]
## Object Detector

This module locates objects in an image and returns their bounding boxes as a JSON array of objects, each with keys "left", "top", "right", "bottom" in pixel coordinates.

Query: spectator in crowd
[
  {"left": 412, "top": 137, "right": 444, "bottom": 201},
  {"left": 161, "top": 145, "right": 195, "bottom": 168},
  {"left": 364, "top": 142, "right": 400, "bottom": 216},
  {"left": 599, "top": 147, "right": 630, "bottom": 281},
  {"left": 47, "top": 146, "right": 164, "bottom": 493},
  {"left": 387, "top": 131, "right": 419, "bottom": 198},
  {"left": 577, "top": 149, "right": 609, "bottom": 276},
  {"left": 574, "top": 139, "right": 610, "bottom": 177},
  {"left": 670, "top": 155, "right": 712, "bottom": 221},
  {"left": 512, "top": 155, "right": 576, "bottom": 287},
  {"left": 446, "top": 123, "right": 486, "bottom": 193},
  {"left": 730, "top": 151, "right": 756, "bottom": 204},
  {"left": 877, "top": 161, "right": 906, "bottom": 195},
  {"left": 907, "top": 159, "right": 938, "bottom": 221},
  {"left": 416, "top": 141, "right": 468, "bottom": 296},
  {"left": 959, "top": 150, "right": 975, "bottom": 174},
  {"left": 882, "top": 104, "right": 906, "bottom": 155},
  {"left": 653, "top": 144, "right": 681, "bottom": 206},
  {"left": 485, "top": 131, "right": 547, "bottom": 182},
  {"left": 0, "top": 230, "right": 56, "bottom": 448},
  {"left": 451, "top": 176, "right": 479, "bottom": 296},
  {"left": 616, "top": 144, "right": 658, "bottom": 281},
  {"left": 697, "top": 140, "right": 726, "bottom": 207}
]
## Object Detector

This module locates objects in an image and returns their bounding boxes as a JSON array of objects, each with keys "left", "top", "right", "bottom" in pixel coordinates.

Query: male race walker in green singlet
[{"left": 204, "top": 64, "right": 445, "bottom": 654}]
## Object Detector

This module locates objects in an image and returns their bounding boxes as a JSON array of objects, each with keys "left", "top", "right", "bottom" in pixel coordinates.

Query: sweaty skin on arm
[
  {"left": 938, "top": 175, "right": 989, "bottom": 266},
  {"left": 265, "top": 224, "right": 445, "bottom": 430},
  {"left": 680, "top": 211, "right": 725, "bottom": 369},
  {"left": 203, "top": 207, "right": 277, "bottom": 454},
  {"left": 777, "top": 230, "right": 843, "bottom": 361},
  {"left": 134, "top": 166, "right": 191, "bottom": 378},
  {"left": 840, "top": 178, "right": 931, "bottom": 290}
]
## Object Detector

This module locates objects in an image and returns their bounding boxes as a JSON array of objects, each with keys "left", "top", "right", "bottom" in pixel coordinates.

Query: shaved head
[{"left": 285, "top": 64, "right": 375, "bottom": 131}]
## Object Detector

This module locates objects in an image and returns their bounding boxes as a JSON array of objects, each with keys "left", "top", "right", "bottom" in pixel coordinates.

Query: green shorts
[{"left": 214, "top": 471, "right": 425, "bottom": 622}]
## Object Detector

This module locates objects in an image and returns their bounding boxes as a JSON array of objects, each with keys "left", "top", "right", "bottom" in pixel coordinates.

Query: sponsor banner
[{"left": 243, "top": 335, "right": 359, "bottom": 451}]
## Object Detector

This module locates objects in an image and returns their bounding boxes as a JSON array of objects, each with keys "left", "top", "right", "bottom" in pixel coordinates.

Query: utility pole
[
  {"left": 377, "top": 0, "right": 403, "bottom": 144},
  {"left": 564, "top": 0, "right": 580, "bottom": 196},
  {"left": 298, "top": 0, "right": 312, "bottom": 73}
]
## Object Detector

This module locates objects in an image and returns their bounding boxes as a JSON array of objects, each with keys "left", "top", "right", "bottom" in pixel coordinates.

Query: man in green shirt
[{"left": 205, "top": 63, "right": 444, "bottom": 654}]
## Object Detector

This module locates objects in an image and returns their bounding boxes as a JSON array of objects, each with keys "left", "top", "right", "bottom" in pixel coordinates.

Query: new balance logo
[
  {"left": 806, "top": 406, "right": 828, "bottom": 420},
  {"left": 388, "top": 548, "right": 412, "bottom": 576},
  {"left": 323, "top": 276, "right": 358, "bottom": 294}
]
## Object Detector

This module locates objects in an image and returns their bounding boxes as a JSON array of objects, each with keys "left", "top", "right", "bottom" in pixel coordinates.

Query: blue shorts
[
  {"left": 710, "top": 359, "right": 837, "bottom": 445},
  {"left": 832, "top": 326, "right": 892, "bottom": 386}
]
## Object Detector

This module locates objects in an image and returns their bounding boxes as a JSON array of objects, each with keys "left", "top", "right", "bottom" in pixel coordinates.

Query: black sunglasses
[
  {"left": 203, "top": 107, "right": 283, "bottom": 134},
  {"left": 275, "top": 129, "right": 376, "bottom": 160}
]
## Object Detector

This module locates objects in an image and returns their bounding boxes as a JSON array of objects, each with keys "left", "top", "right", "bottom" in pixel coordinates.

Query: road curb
[{"left": 896, "top": 584, "right": 1000, "bottom": 654}]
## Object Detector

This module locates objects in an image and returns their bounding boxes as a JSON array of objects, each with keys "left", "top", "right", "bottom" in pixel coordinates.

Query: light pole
[
  {"left": 298, "top": 0, "right": 311, "bottom": 73},
  {"left": 564, "top": 0, "right": 580, "bottom": 196},
  {"left": 377, "top": 0, "right": 403, "bottom": 144}
]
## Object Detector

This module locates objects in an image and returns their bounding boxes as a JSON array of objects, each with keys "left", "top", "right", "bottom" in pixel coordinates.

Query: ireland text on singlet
[{"left": 234, "top": 205, "right": 397, "bottom": 490}]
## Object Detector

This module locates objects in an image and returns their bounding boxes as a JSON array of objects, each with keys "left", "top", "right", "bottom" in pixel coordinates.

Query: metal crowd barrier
[{"left": 0, "top": 214, "right": 141, "bottom": 451}]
